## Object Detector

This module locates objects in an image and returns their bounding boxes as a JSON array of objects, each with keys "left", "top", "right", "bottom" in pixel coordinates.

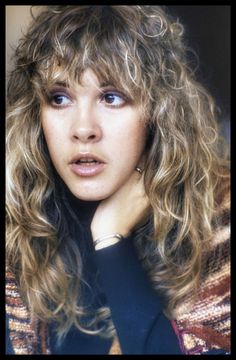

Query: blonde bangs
[{"left": 30, "top": 7, "right": 153, "bottom": 109}]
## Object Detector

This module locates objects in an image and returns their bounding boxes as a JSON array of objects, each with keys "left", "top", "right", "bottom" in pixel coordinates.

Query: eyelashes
[
  {"left": 45, "top": 87, "right": 131, "bottom": 109},
  {"left": 100, "top": 91, "right": 127, "bottom": 107},
  {"left": 47, "top": 93, "right": 72, "bottom": 107}
]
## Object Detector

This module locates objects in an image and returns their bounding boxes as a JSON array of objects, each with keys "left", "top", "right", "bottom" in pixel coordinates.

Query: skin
[{"left": 41, "top": 68, "right": 150, "bottom": 242}]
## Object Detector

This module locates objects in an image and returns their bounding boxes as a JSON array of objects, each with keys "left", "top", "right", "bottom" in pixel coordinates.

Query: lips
[{"left": 69, "top": 153, "right": 106, "bottom": 177}]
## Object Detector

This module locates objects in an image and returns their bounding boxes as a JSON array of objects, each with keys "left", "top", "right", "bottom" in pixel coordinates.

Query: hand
[{"left": 91, "top": 170, "right": 150, "bottom": 241}]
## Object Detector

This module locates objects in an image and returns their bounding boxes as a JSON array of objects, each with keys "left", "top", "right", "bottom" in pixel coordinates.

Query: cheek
[
  {"left": 109, "top": 122, "right": 146, "bottom": 172},
  {"left": 41, "top": 115, "right": 65, "bottom": 154},
  {"left": 123, "top": 122, "right": 147, "bottom": 155}
]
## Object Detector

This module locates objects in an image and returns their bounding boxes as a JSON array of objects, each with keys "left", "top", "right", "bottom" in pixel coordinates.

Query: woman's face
[{"left": 41, "top": 68, "right": 147, "bottom": 201}]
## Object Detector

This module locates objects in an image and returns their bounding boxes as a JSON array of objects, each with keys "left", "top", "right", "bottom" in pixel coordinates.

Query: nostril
[
  {"left": 88, "top": 134, "right": 96, "bottom": 140},
  {"left": 72, "top": 128, "right": 102, "bottom": 143}
]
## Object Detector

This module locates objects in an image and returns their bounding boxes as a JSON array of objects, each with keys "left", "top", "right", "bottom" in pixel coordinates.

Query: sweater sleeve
[
  {"left": 94, "top": 236, "right": 182, "bottom": 354},
  {"left": 5, "top": 314, "right": 15, "bottom": 354}
]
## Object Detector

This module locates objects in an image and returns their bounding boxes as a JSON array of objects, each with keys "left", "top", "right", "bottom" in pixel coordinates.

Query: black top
[{"left": 49, "top": 194, "right": 182, "bottom": 354}]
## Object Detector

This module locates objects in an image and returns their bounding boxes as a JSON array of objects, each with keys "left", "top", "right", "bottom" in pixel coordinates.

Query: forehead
[
  {"left": 79, "top": 68, "right": 98, "bottom": 86},
  {"left": 49, "top": 69, "right": 117, "bottom": 96}
]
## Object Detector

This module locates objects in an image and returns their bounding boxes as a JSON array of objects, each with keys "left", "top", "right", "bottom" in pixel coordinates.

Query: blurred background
[
  {"left": 168, "top": 6, "right": 230, "bottom": 143},
  {"left": 6, "top": 5, "right": 230, "bottom": 142}
]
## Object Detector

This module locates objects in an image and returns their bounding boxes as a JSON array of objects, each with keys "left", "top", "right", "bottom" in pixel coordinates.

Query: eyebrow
[
  {"left": 100, "top": 82, "right": 111, "bottom": 87},
  {"left": 49, "top": 80, "right": 122, "bottom": 93},
  {"left": 52, "top": 81, "right": 111, "bottom": 88},
  {"left": 100, "top": 81, "right": 120, "bottom": 89},
  {"left": 53, "top": 81, "right": 70, "bottom": 88}
]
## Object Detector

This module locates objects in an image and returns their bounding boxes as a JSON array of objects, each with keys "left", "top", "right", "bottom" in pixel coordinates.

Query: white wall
[{"left": 6, "top": 6, "right": 41, "bottom": 74}]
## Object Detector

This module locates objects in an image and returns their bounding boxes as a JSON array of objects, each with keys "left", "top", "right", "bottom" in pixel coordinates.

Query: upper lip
[{"left": 70, "top": 152, "right": 106, "bottom": 164}]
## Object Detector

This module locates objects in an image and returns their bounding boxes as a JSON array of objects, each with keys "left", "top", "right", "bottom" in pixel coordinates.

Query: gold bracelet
[{"left": 94, "top": 233, "right": 124, "bottom": 250}]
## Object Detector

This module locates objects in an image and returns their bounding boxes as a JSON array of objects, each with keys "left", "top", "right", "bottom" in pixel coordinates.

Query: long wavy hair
[{"left": 6, "top": 5, "right": 229, "bottom": 341}]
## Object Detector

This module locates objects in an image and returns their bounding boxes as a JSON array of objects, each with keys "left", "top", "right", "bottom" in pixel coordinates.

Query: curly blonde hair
[{"left": 6, "top": 5, "right": 229, "bottom": 342}]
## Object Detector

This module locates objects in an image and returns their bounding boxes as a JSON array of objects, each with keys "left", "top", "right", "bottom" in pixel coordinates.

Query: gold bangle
[{"left": 94, "top": 233, "right": 124, "bottom": 250}]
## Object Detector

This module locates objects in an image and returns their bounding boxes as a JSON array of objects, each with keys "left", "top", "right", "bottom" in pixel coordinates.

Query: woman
[{"left": 6, "top": 5, "right": 230, "bottom": 354}]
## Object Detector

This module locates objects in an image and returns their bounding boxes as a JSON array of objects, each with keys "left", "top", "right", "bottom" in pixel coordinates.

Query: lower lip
[{"left": 70, "top": 162, "right": 106, "bottom": 177}]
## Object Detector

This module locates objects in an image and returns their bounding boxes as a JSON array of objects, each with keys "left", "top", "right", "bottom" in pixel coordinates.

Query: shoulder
[
  {"left": 5, "top": 269, "right": 51, "bottom": 355},
  {"left": 207, "top": 174, "right": 230, "bottom": 274},
  {"left": 173, "top": 177, "right": 230, "bottom": 355}
]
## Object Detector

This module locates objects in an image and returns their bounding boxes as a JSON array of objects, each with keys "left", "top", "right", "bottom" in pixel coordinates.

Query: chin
[
  {"left": 75, "top": 194, "right": 106, "bottom": 201},
  {"left": 70, "top": 187, "right": 110, "bottom": 202}
]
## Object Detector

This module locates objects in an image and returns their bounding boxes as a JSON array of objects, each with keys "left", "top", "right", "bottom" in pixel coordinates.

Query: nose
[{"left": 70, "top": 106, "right": 102, "bottom": 144}]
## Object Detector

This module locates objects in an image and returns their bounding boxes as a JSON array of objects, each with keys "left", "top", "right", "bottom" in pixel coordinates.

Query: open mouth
[
  {"left": 76, "top": 158, "right": 100, "bottom": 165},
  {"left": 70, "top": 154, "right": 106, "bottom": 177}
]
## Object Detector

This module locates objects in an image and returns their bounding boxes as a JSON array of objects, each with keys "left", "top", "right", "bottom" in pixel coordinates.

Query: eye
[
  {"left": 101, "top": 92, "right": 126, "bottom": 107},
  {"left": 48, "top": 93, "right": 72, "bottom": 108}
]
